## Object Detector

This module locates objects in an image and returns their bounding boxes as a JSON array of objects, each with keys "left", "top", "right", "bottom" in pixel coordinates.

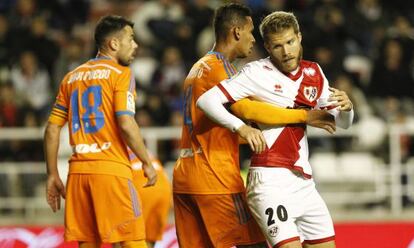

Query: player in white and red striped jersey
[{"left": 197, "top": 11, "right": 354, "bottom": 248}]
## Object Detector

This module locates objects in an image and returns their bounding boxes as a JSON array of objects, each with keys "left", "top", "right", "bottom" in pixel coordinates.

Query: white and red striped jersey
[{"left": 216, "top": 58, "right": 339, "bottom": 178}]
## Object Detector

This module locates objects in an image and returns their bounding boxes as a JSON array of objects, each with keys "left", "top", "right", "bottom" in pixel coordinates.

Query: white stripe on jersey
[{"left": 76, "top": 63, "right": 122, "bottom": 74}]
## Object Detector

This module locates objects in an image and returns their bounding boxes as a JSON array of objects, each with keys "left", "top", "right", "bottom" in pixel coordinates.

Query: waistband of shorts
[
  {"left": 249, "top": 166, "right": 311, "bottom": 179},
  {"left": 69, "top": 161, "right": 132, "bottom": 179}
]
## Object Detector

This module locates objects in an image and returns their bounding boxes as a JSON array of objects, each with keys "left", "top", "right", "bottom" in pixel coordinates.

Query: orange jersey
[
  {"left": 129, "top": 153, "right": 172, "bottom": 241},
  {"left": 48, "top": 57, "right": 137, "bottom": 179},
  {"left": 173, "top": 51, "right": 244, "bottom": 194}
]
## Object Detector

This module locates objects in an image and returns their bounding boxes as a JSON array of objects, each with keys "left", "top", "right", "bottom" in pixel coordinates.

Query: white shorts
[{"left": 246, "top": 167, "right": 335, "bottom": 247}]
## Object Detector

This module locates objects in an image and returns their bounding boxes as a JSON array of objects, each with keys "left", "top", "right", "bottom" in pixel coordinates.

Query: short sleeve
[
  {"left": 114, "top": 68, "right": 136, "bottom": 116},
  {"left": 48, "top": 76, "right": 69, "bottom": 126}
]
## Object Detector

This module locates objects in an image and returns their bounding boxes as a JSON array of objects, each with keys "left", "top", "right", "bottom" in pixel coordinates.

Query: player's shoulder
[
  {"left": 300, "top": 60, "right": 323, "bottom": 76},
  {"left": 189, "top": 53, "right": 230, "bottom": 79},
  {"left": 74, "top": 58, "right": 129, "bottom": 75},
  {"left": 300, "top": 60, "right": 319, "bottom": 68},
  {"left": 240, "top": 57, "right": 270, "bottom": 74},
  {"left": 200, "top": 52, "right": 227, "bottom": 69}
]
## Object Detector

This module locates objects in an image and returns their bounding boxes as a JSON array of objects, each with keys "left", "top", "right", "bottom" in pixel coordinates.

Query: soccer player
[
  {"left": 129, "top": 152, "right": 172, "bottom": 248},
  {"left": 173, "top": 4, "right": 336, "bottom": 248},
  {"left": 197, "top": 11, "right": 354, "bottom": 248},
  {"left": 44, "top": 15, "right": 157, "bottom": 248}
]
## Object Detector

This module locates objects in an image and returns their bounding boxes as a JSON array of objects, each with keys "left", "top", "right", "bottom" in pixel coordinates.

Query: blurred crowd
[{"left": 0, "top": 0, "right": 414, "bottom": 164}]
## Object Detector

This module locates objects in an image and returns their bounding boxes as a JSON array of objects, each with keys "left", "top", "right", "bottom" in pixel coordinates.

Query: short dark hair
[
  {"left": 213, "top": 3, "right": 251, "bottom": 42},
  {"left": 94, "top": 15, "right": 134, "bottom": 50},
  {"left": 260, "top": 12, "right": 300, "bottom": 42}
]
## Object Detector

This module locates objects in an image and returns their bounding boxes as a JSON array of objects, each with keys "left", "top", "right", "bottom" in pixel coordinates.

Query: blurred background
[{"left": 0, "top": 0, "right": 414, "bottom": 247}]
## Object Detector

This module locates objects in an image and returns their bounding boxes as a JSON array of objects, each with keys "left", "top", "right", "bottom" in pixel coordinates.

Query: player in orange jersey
[
  {"left": 172, "top": 3, "right": 335, "bottom": 248},
  {"left": 129, "top": 151, "right": 172, "bottom": 248},
  {"left": 44, "top": 15, "right": 156, "bottom": 248}
]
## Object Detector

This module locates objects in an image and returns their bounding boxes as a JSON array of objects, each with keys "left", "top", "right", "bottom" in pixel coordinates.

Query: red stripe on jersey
[
  {"left": 251, "top": 126, "right": 305, "bottom": 172},
  {"left": 218, "top": 83, "right": 235, "bottom": 103},
  {"left": 284, "top": 65, "right": 302, "bottom": 81},
  {"left": 303, "top": 235, "right": 335, "bottom": 244},
  {"left": 320, "top": 105, "right": 337, "bottom": 110},
  {"left": 274, "top": 236, "right": 301, "bottom": 248}
]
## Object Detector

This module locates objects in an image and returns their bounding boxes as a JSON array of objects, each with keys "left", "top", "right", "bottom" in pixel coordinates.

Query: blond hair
[{"left": 259, "top": 11, "right": 300, "bottom": 42}]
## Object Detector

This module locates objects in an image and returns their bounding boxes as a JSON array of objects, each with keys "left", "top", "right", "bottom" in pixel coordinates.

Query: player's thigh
[
  {"left": 90, "top": 175, "right": 146, "bottom": 243},
  {"left": 194, "top": 193, "right": 265, "bottom": 248},
  {"left": 299, "top": 187, "right": 335, "bottom": 245},
  {"left": 173, "top": 193, "right": 213, "bottom": 248},
  {"left": 65, "top": 174, "right": 98, "bottom": 242},
  {"left": 303, "top": 240, "right": 335, "bottom": 248}
]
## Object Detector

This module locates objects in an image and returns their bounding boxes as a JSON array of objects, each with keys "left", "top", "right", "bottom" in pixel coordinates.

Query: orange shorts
[
  {"left": 64, "top": 174, "right": 146, "bottom": 243},
  {"left": 173, "top": 192, "right": 265, "bottom": 248},
  {"left": 133, "top": 169, "right": 172, "bottom": 242}
]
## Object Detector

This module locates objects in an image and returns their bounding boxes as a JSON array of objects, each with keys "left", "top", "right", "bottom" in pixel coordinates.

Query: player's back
[
  {"left": 173, "top": 52, "right": 245, "bottom": 194},
  {"left": 51, "top": 57, "right": 136, "bottom": 178}
]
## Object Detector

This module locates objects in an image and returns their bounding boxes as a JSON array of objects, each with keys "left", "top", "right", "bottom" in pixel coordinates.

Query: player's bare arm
[
  {"left": 306, "top": 109, "right": 336, "bottom": 134},
  {"left": 117, "top": 115, "right": 157, "bottom": 187},
  {"left": 230, "top": 98, "right": 336, "bottom": 133},
  {"left": 44, "top": 123, "right": 66, "bottom": 212}
]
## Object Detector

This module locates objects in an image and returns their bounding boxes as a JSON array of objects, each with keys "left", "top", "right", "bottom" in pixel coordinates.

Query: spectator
[
  {"left": 10, "top": 51, "right": 51, "bottom": 121},
  {"left": 369, "top": 38, "right": 414, "bottom": 98},
  {"left": 151, "top": 46, "right": 186, "bottom": 95},
  {"left": 0, "top": 83, "right": 20, "bottom": 127},
  {"left": 25, "top": 16, "right": 60, "bottom": 75},
  {"left": 345, "top": 0, "right": 390, "bottom": 57},
  {"left": 53, "top": 37, "right": 85, "bottom": 92},
  {"left": 0, "top": 15, "right": 11, "bottom": 69},
  {"left": 130, "top": 0, "right": 183, "bottom": 48},
  {"left": 142, "top": 93, "right": 171, "bottom": 126}
]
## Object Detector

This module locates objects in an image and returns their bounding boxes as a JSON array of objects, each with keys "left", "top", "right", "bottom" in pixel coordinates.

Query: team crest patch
[
  {"left": 268, "top": 225, "right": 279, "bottom": 237},
  {"left": 303, "top": 67, "right": 316, "bottom": 76},
  {"left": 303, "top": 86, "right": 318, "bottom": 102},
  {"left": 127, "top": 91, "right": 135, "bottom": 112}
]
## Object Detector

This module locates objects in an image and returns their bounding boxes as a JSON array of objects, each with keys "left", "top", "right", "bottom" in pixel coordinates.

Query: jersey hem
[
  {"left": 303, "top": 235, "right": 335, "bottom": 244},
  {"left": 274, "top": 236, "right": 300, "bottom": 248},
  {"left": 172, "top": 190, "right": 245, "bottom": 195},
  {"left": 69, "top": 161, "right": 132, "bottom": 179},
  {"left": 250, "top": 164, "right": 312, "bottom": 179}
]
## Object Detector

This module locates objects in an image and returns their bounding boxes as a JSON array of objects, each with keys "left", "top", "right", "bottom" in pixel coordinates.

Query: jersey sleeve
[
  {"left": 218, "top": 63, "right": 258, "bottom": 103},
  {"left": 315, "top": 64, "right": 354, "bottom": 128},
  {"left": 48, "top": 76, "right": 69, "bottom": 126},
  {"left": 315, "top": 64, "right": 338, "bottom": 113},
  {"left": 230, "top": 98, "right": 307, "bottom": 125},
  {"left": 114, "top": 68, "right": 136, "bottom": 116}
]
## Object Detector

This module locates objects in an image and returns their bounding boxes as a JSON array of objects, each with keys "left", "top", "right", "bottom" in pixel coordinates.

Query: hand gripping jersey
[
  {"left": 48, "top": 57, "right": 137, "bottom": 179},
  {"left": 218, "top": 58, "right": 339, "bottom": 178},
  {"left": 173, "top": 51, "right": 245, "bottom": 194}
]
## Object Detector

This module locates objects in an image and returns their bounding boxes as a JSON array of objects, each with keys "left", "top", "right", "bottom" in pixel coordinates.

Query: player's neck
[
  {"left": 211, "top": 42, "right": 237, "bottom": 62},
  {"left": 96, "top": 51, "right": 117, "bottom": 63}
]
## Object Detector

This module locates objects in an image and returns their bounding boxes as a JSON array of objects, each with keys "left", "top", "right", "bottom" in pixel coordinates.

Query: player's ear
[
  {"left": 297, "top": 32, "right": 302, "bottom": 43},
  {"left": 233, "top": 26, "right": 241, "bottom": 40},
  {"left": 264, "top": 41, "right": 271, "bottom": 54},
  {"left": 108, "top": 37, "right": 119, "bottom": 51}
]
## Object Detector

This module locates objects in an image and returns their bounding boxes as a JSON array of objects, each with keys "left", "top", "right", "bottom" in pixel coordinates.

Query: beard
[
  {"left": 119, "top": 58, "right": 130, "bottom": 66},
  {"left": 271, "top": 45, "right": 303, "bottom": 73}
]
